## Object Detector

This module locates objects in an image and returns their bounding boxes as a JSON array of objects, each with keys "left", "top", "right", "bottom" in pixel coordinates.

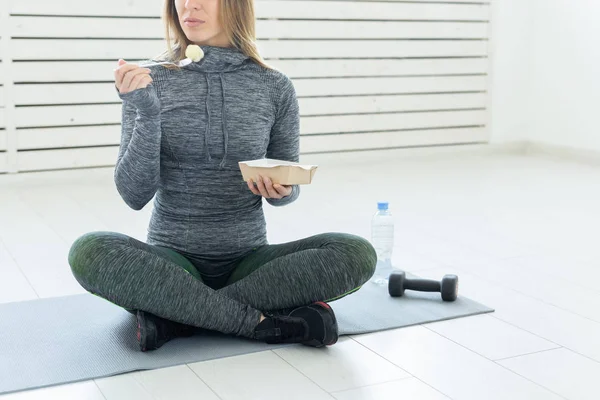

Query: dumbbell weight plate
[
  {"left": 441, "top": 275, "right": 459, "bottom": 302},
  {"left": 388, "top": 271, "right": 405, "bottom": 297}
]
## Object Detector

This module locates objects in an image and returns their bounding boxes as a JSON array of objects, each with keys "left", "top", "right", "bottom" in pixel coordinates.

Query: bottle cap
[{"left": 377, "top": 202, "right": 389, "bottom": 211}]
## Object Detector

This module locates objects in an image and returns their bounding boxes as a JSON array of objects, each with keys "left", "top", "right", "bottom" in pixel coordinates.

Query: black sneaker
[
  {"left": 136, "top": 310, "right": 196, "bottom": 352},
  {"left": 253, "top": 302, "right": 338, "bottom": 347}
]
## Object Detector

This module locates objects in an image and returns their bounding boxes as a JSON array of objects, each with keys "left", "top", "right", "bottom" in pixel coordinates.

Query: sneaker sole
[
  {"left": 136, "top": 311, "right": 149, "bottom": 352},
  {"left": 312, "top": 301, "right": 339, "bottom": 347}
]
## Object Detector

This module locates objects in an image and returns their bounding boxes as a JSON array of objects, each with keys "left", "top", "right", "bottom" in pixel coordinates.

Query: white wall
[
  {"left": 529, "top": 0, "right": 600, "bottom": 152},
  {"left": 490, "top": 0, "right": 600, "bottom": 153},
  {"left": 489, "top": 0, "right": 534, "bottom": 144}
]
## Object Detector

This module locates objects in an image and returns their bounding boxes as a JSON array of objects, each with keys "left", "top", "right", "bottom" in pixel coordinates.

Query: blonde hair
[{"left": 155, "top": 0, "right": 272, "bottom": 70}]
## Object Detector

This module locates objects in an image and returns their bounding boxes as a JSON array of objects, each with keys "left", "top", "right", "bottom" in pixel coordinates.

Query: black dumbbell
[{"left": 388, "top": 271, "right": 459, "bottom": 302}]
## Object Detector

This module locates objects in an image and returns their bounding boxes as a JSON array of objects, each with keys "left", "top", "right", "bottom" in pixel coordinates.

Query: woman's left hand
[{"left": 247, "top": 175, "right": 292, "bottom": 199}]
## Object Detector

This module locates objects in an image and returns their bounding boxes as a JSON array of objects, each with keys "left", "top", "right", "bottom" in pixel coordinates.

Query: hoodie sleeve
[
  {"left": 113, "top": 84, "right": 162, "bottom": 211},
  {"left": 265, "top": 74, "right": 301, "bottom": 207}
]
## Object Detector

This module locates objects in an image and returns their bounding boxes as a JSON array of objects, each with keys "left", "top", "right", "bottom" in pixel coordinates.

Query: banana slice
[{"left": 185, "top": 45, "right": 204, "bottom": 62}]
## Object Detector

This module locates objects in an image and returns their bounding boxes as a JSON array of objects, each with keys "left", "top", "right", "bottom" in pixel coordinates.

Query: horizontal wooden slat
[
  {"left": 9, "top": 0, "right": 164, "bottom": 17},
  {"left": 269, "top": 58, "right": 489, "bottom": 77},
  {"left": 0, "top": 86, "right": 4, "bottom": 107},
  {"left": 258, "top": 20, "right": 488, "bottom": 39},
  {"left": 255, "top": 1, "right": 490, "bottom": 21},
  {"left": 18, "top": 125, "right": 120, "bottom": 150},
  {"left": 14, "top": 83, "right": 118, "bottom": 105},
  {"left": 371, "top": 0, "right": 489, "bottom": 2},
  {"left": 0, "top": 151, "right": 7, "bottom": 172},
  {"left": 0, "top": 108, "right": 5, "bottom": 128},
  {"left": 17, "top": 146, "right": 119, "bottom": 172},
  {"left": 11, "top": 1, "right": 489, "bottom": 21},
  {"left": 13, "top": 76, "right": 486, "bottom": 105},
  {"left": 11, "top": 16, "right": 488, "bottom": 40},
  {"left": 10, "top": 39, "right": 487, "bottom": 60},
  {"left": 310, "top": 93, "right": 486, "bottom": 115},
  {"left": 15, "top": 105, "right": 120, "bottom": 128},
  {"left": 11, "top": 39, "right": 165, "bottom": 60},
  {"left": 259, "top": 40, "right": 487, "bottom": 59},
  {"left": 11, "top": 17, "right": 162, "bottom": 39},
  {"left": 11, "top": 58, "right": 489, "bottom": 82},
  {"left": 15, "top": 126, "right": 487, "bottom": 172},
  {"left": 300, "top": 127, "right": 487, "bottom": 153},
  {"left": 294, "top": 76, "right": 486, "bottom": 96},
  {"left": 301, "top": 110, "right": 486, "bottom": 135},
  {"left": 14, "top": 93, "right": 486, "bottom": 128},
  {"left": 0, "top": 129, "right": 6, "bottom": 150}
]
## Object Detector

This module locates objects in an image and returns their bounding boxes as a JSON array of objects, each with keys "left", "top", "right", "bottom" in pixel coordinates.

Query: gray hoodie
[{"left": 114, "top": 45, "right": 300, "bottom": 274}]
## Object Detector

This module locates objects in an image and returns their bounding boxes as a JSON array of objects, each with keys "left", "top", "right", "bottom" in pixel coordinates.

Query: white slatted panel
[
  {"left": 302, "top": 110, "right": 487, "bottom": 135},
  {"left": 0, "top": 1, "right": 10, "bottom": 171},
  {"left": 11, "top": 16, "right": 489, "bottom": 39},
  {"left": 11, "top": 58, "right": 489, "bottom": 82},
  {"left": 12, "top": 77, "right": 486, "bottom": 106},
  {"left": 255, "top": 1, "right": 489, "bottom": 21},
  {"left": 16, "top": 127, "right": 487, "bottom": 172},
  {"left": 15, "top": 93, "right": 486, "bottom": 130},
  {"left": 10, "top": 39, "right": 487, "bottom": 60},
  {"left": 300, "top": 127, "right": 487, "bottom": 153},
  {"left": 16, "top": 95, "right": 486, "bottom": 149},
  {"left": 3, "top": 0, "right": 491, "bottom": 173}
]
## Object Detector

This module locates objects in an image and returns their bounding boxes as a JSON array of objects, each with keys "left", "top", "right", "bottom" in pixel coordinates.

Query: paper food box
[{"left": 238, "top": 158, "right": 318, "bottom": 185}]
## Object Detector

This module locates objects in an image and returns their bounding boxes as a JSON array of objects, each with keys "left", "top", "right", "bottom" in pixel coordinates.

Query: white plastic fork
[{"left": 141, "top": 58, "right": 193, "bottom": 68}]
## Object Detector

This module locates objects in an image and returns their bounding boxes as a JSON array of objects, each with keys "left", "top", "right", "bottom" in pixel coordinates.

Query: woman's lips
[{"left": 184, "top": 19, "right": 205, "bottom": 27}]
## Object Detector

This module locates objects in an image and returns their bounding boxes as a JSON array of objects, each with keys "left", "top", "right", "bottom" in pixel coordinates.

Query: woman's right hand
[
  {"left": 114, "top": 59, "right": 153, "bottom": 94},
  {"left": 114, "top": 59, "right": 161, "bottom": 116}
]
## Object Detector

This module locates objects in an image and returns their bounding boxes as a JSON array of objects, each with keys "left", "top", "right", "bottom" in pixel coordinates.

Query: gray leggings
[{"left": 68, "top": 231, "right": 377, "bottom": 338}]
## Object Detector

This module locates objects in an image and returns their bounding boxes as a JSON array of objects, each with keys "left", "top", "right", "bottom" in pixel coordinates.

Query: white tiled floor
[{"left": 1, "top": 147, "right": 599, "bottom": 399}]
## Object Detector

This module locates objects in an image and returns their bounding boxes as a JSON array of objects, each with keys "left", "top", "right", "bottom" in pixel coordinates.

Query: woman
[{"left": 68, "top": 0, "right": 376, "bottom": 352}]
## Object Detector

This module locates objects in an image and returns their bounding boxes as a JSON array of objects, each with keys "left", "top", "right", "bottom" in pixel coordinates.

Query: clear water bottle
[{"left": 371, "top": 202, "right": 395, "bottom": 285}]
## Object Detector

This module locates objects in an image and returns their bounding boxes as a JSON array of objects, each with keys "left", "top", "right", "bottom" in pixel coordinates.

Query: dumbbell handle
[{"left": 404, "top": 278, "right": 441, "bottom": 292}]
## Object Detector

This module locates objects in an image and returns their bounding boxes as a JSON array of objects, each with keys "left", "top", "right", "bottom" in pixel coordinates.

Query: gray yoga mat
[{"left": 0, "top": 277, "right": 493, "bottom": 395}]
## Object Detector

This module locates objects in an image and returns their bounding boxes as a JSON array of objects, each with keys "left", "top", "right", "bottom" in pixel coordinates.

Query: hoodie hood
[{"left": 183, "top": 45, "right": 251, "bottom": 73}]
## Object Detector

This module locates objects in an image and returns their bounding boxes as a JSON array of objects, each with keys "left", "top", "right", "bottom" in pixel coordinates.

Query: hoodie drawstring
[
  {"left": 204, "top": 74, "right": 212, "bottom": 162},
  {"left": 203, "top": 73, "right": 229, "bottom": 168},
  {"left": 219, "top": 73, "right": 228, "bottom": 169}
]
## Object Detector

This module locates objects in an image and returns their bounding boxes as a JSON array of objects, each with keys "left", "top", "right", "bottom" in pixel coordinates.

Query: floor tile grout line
[
  {"left": 92, "top": 380, "right": 109, "bottom": 400},
  {"left": 270, "top": 350, "right": 337, "bottom": 399},
  {"left": 328, "top": 376, "right": 415, "bottom": 396},
  {"left": 93, "top": 372, "right": 154, "bottom": 398},
  {"left": 497, "top": 241, "right": 600, "bottom": 276},
  {"left": 423, "top": 317, "right": 562, "bottom": 361},
  {"left": 487, "top": 309, "right": 600, "bottom": 361},
  {"left": 348, "top": 335, "right": 457, "bottom": 400},
  {"left": 487, "top": 313, "right": 600, "bottom": 366},
  {"left": 0, "top": 235, "right": 41, "bottom": 299},
  {"left": 438, "top": 264, "right": 600, "bottom": 326},
  {"left": 459, "top": 265, "right": 600, "bottom": 319},
  {"left": 493, "top": 347, "right": 564, "bottom": 362},
  {"left": 424, "top": 328, "right": 570, "bottom": 400},
  {"left": 496, "top": 255, "right": 600, "bottom": 296},
  {"left": 422, "top": 324, "right": 504, "bottom": 361},
  {"left": 484, "top": 314, "right": 564, "bottom": 349},
  {"left": 130, "top": 370, "right": 168, "bottom": 398},
  {"left": 185, "top": 364, "right": 225, "bottom": 400}
]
